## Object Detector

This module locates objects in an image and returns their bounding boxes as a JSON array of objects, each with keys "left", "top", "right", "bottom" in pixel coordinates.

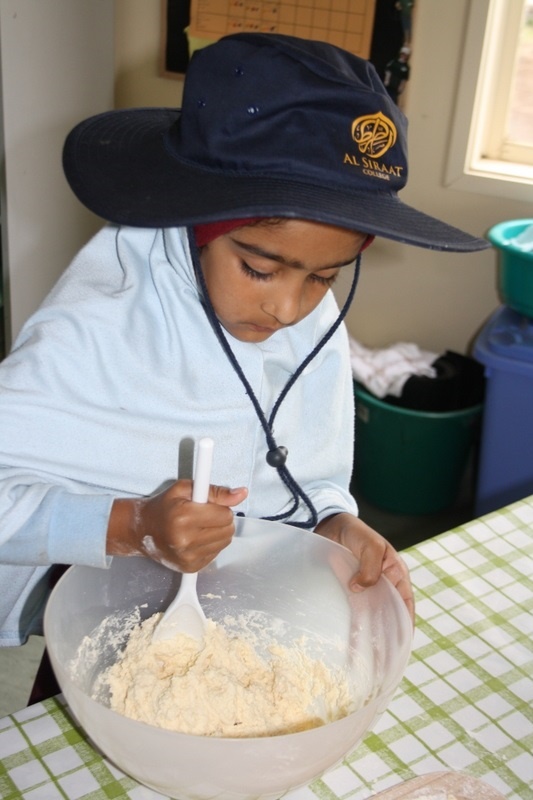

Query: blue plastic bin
[{"left": 474, "top": 305, "right": 533, "bottom": 515}]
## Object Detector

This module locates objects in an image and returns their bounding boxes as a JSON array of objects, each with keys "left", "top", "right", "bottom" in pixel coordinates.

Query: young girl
[{"left": 0, "top": 33, "right": 489, "bottom": 653}]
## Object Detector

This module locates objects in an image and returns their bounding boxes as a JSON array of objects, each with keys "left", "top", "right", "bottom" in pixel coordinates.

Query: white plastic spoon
[{"left": 152, "top": 437, "right": 214, "bottom": 643}]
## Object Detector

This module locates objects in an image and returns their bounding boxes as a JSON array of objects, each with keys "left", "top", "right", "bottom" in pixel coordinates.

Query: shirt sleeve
[{"left": 0, "top": 473, "right": 113, "bottom": 567}]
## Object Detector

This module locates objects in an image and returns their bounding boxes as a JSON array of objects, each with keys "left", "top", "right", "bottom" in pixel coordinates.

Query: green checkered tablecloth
[{"left": 1, "top": 497, "right": 533, "bottom": 800}]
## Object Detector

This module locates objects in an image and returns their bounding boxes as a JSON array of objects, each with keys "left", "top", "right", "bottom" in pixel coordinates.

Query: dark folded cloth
[{"left": 385, "top": 351, "right": 485, "bottom": 412}]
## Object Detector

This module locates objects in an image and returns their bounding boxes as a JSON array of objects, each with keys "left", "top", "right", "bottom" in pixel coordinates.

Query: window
[
  {"left": 446, "top": 0, "right": 533, "bottom": 202},
  {"left": 500, "top": 1, "right": 533, "bottom": 161}
]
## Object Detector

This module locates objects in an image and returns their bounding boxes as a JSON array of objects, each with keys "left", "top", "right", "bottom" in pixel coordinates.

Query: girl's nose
[{"left": 262, "top": 287, "right": 302, "bottom": 325}]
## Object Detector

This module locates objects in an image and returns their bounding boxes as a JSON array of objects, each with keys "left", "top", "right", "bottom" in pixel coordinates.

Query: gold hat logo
[{"left": 351, "top": 112, "right": 397, "bottom": 158}]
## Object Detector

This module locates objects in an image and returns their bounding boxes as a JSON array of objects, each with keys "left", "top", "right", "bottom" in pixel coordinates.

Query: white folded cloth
[{"left": 349, "top": 337, "right": 438, "bottom": 398}]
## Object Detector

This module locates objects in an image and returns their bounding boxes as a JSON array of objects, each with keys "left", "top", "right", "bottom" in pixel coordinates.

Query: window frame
[{"left": 445, "top": 0, "right": 533, "bottom": 202}]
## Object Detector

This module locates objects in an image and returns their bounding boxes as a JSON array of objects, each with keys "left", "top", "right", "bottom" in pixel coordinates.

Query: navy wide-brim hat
[{"left": 63, "top": 33, "right": 489, "bottom": 252}]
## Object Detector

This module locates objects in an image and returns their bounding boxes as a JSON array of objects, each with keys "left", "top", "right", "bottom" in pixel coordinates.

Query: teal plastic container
[
  {"left": 488, "top": 219, "right": 533, "bottom": 318},
  {"left": 352, "top": 384, "right": 482, "bottom": 514}
]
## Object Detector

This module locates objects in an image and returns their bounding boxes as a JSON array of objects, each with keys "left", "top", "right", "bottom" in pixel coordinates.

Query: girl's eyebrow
[{"left": 231, "top": 239, "right": 358, "bottom": 271}]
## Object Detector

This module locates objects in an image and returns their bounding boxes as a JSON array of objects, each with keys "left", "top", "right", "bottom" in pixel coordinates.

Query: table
[{"left": 1, "top": 496, "right": 532, "bottom": 800}]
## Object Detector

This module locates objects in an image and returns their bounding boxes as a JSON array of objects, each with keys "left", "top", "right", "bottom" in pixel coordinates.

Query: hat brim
[{"left": 63, "top": 108, "right": 489, "bottom": 253}]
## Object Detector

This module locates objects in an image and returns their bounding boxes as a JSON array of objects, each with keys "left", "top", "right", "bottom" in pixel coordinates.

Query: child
[{"left": 0, "top": 33, "right": 489, "bottom": 654}]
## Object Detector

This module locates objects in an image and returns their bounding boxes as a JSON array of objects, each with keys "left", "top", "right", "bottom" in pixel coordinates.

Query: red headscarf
[
  {"left": 194, "top": 219, "right": 375, "bottom": 250},
  {"left": 194, "top": 219, "right": 262, "bottom": 247}
]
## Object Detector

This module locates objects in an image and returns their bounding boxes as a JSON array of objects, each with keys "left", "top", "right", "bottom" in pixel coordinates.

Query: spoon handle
[
  {"left": 192, "top": 437, "right": 214, "bottom": 504},
  {"left": 151, "top": 437, "right": 214, "bottom": 642}
]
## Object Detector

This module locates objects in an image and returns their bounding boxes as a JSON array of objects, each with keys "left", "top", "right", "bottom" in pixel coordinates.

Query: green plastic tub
[
  {"left": 352, "top": 384, "right": 483, "bottom": 514},
  {"left": 488, "top": 219, "right": 533, "bottom": 318}
]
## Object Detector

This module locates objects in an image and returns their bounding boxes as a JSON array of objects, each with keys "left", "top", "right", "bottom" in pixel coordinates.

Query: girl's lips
[{"left": 246, "top": 323, "right": 279, "bottom": 334}]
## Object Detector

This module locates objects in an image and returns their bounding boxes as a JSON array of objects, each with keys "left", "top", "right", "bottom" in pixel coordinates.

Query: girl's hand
[
  {"left": 315, "top": 512, "right": 415, "bottom": 624},
  {"left": 107, "top": 481, "right": 248, "bottom": 572}
]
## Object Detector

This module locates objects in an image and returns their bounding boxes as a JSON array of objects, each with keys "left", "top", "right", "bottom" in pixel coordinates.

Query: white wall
[
  {"left": 0, "top": 0, "right": 115, "bottom": 346},
  {"left": 114, "top": 0, "right": 532, "bottom": 355}
]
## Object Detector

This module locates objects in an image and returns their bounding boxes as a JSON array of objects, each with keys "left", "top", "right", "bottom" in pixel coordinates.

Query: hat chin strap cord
[{"left": 186, "top": 227, "right": 361, "bottom": 530}]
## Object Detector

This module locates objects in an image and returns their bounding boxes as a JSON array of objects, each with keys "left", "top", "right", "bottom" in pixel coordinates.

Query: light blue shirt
[{"left": 0, "top": 225, "right": 357, "bottom": 645}]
